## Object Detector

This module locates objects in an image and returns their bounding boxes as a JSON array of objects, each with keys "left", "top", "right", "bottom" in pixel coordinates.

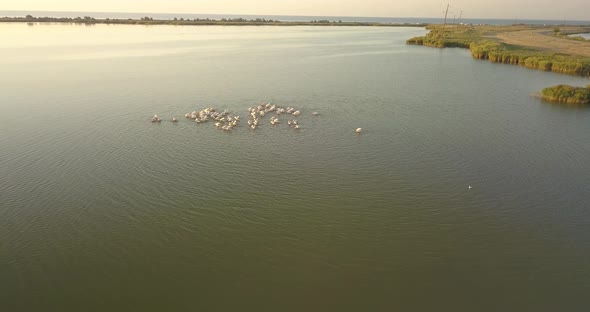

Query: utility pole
[
  {"left": 440, "top": 3, "right": 450, "bottom": 39},
  {"left": 458, "top": 11, "right": 463, "bottom": 25}
]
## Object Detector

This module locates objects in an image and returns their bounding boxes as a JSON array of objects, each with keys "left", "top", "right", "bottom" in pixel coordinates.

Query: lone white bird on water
[
  {"left": 355, "top": 128, "right": 362, "bottom": 133},
  {"left": 468, "top": 185, "right": 472, "bottom": 189}
]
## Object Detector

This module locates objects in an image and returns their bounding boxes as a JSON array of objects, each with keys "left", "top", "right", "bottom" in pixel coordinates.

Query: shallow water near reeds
[{"left": 1, "top": 23, "right": 590, "bottom": 311}]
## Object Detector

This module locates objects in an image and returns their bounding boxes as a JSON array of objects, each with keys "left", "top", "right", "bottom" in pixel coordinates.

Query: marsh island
[
  {"left": 407, "top": 24, "right": 590, "bottom": 77},
  {"left": 541, "top": 84, "right": 590, "bottom": 104}
]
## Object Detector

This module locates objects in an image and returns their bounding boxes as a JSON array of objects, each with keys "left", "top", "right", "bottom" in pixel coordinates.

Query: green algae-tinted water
[{"left": 1, "top": 24, "right": 589, "bottom": 311}]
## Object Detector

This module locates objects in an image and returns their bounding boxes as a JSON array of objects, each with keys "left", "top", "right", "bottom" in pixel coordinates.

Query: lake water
[
  {"left": 1, "top": 23, "right": 589, "bottom": 311},
  {"left": 573, "top": 33, "right": 590, "bottom": 39}
]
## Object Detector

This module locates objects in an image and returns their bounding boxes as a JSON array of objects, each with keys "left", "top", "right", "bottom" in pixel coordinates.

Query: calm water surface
[
  {"left": 574, "top": 33, "right": 590, "bottom": 39},
  {"left": 1, "top": 23, "right": 589, "bottom": 311}
]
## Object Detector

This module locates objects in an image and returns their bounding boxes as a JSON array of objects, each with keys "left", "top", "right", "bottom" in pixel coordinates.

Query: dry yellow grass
[{"left": 492, "top": 27, "right": 590, "bottom": 57}]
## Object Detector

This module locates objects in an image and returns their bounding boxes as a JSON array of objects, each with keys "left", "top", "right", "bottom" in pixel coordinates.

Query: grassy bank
[
  {"left": 541, "top": 84, "right": 590, "bottom": 104},
  {"left": 407, "top": 25, "right": 590, "bottom": 77},
  {"left": 0, "top": 15, "right": 427, "bottom": 27}
]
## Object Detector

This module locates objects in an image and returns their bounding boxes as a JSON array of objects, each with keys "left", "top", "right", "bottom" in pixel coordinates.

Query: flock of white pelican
[{"left": 151, "top": 102, "right": 362, "bottom": 133}]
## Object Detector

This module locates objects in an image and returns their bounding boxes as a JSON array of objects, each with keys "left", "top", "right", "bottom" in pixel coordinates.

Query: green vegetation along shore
[
  {"left": 541, "top": 84, "right": 590, "bottom": 104},
  {"left": 407, "top": 25, "right": 590, "bottom": 77},
  {"left": 0, "top": 15, "right": 427, "bottom": 27}
]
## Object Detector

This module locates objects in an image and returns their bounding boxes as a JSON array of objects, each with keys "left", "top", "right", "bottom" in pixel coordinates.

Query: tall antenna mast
[{"left": 440, "top": 3, "right": 450, "bottom": 39}]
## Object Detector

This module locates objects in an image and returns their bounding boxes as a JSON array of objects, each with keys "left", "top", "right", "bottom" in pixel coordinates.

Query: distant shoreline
[
  {"left": 3, "top": 10, "right": 590, "bottom": 26},
  {"left": 0, "top": 16, "right": 428, "bottom": 27}
]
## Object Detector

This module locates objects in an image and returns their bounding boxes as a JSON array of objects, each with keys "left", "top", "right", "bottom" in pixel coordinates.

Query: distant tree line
[
  {"left": 21, "top": 14, "right": 97, "bottom": 23},
  {"left": 0, "top": 15, "right": 426, "bottom": 27},
  {"left": 13, "top": 15, "right": 280, "bottom": 24}
]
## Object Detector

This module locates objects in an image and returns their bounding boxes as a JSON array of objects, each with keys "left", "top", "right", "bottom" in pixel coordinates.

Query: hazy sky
[{"left": 3, "top": 0, "right": 589, "bottom": 20}]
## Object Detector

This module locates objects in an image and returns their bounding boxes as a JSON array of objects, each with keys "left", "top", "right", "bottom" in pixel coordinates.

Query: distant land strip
[
  {"left": 407, "top": 24, "right": 590, "bottom": 77},
  {"left": 0, "top": 15, "right": 428, "bottom": 27}
]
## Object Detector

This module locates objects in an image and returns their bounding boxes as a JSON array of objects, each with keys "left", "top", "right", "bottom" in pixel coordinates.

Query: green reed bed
[{"left": 541, "top": 84, "right": 590, "bottom": 104}]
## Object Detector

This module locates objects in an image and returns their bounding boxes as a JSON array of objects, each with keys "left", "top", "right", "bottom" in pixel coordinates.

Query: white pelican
[{"left": 356, "top": 128, "right": 362, "bottom": 133}]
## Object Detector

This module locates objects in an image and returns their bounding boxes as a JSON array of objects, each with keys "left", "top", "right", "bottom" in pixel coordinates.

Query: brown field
[{"left": 491, "top": 26, "right": 590, "bottom": 57}]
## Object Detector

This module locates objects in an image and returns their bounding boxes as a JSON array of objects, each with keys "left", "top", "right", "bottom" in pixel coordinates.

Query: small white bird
[
  {"left": 468, "top": 186, "right": 472, "bottom": 189},
  {"left": 355, "top": 128, "right": 362, "bottom": 133}
]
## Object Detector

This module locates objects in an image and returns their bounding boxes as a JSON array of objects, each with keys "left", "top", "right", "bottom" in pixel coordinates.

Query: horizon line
[{"left": 1, "top": 9, "right": 589, "bottom": 22}]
